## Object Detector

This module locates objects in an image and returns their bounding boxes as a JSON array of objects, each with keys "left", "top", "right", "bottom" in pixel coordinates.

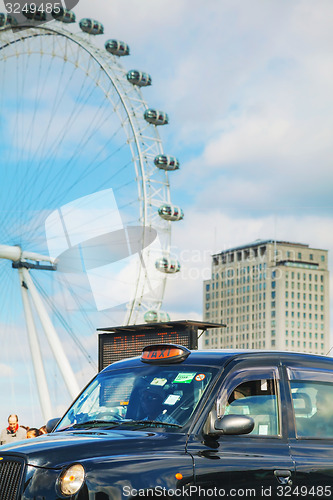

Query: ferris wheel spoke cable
[
  {"left": 34, "top": 277, "right": 97, "bottom": 370},
  {"left": 8, "top": 57, "right": 78, "bottom": 213},
  {"left": 23, "top": 140, "right": 130, "bottom": 240},
  {"left": 24, "top": 53, "right": 54, "bottom": 168},
  {"left": 25, "top": 55, "right": 69, "bottom": 178},
  {"left": 34, "top": 94, "right": 115, "bottom": 202},
  {"left": 43, "top": 88, "right": 117, "bottom": 184},
  {"left": 11, "top": 55, "right": 27, "bottom": 217},
  {"left": 13, "top": 54, "right": 28, "bottom": 169},
  {"left": 21, "top": 55, "right": 52, "bottom": 222},
  {"left": 19, "top": 49, "right": 96, "bottom": 180},
  {"left": 35, "top": 72, "right": 98, "bottom": 170},
  {"left": 22, "top": 138, "right": 130, "bottom": 239},
  {"left": 6, "top": 55, "right": 29, "bottom": 226},
  {"left": 41, "top": 122, "right": 128, "bottom": 211},
  {"left": 59, "top": 274, "right": 97, "bottom": 330},
  {"left": 93, "top": 152, "right": 133, "bottom": 191},
  {"left": 16, "top": 63, "right": 95, "bottom": 204}
]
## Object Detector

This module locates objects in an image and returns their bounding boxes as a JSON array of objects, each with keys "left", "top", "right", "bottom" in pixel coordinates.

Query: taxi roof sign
[{"left": 141, "top": 344, "right": 190, "bottom": 364}]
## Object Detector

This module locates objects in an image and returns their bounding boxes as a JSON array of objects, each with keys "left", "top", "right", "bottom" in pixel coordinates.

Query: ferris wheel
[{"left": 0, "top": 9, "right": 183, "bottom": 422}]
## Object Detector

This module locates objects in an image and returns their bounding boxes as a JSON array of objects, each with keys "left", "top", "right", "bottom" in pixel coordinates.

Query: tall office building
[{"left": 203, "top": 240, "right": 330, "bottom": 355}]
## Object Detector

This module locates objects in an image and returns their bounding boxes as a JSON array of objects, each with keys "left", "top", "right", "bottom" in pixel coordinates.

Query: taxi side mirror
[
  {"left": 214, "top": 414, "right": 254, "bottom": 435},
  {"left": 46, "top": 418, "right": 61, "bottom": 433}
]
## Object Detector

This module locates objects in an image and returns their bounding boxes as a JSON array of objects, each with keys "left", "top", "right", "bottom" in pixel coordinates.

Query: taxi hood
[{"left": 0, "top": 428, "right": 179, "bottom": 468}]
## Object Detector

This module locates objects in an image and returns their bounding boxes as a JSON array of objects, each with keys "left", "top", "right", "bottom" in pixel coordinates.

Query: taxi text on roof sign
[{"left": 141, "top": 344, "right": 190, "bottom": 363}]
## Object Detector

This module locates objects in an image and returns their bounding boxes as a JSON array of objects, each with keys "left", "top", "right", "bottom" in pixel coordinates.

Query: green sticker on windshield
[{"left": 173, "top": 372, "right": 196, "bottom": 384}]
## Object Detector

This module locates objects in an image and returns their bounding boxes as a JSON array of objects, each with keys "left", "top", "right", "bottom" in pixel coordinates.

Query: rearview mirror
[{"left": 214, "top": 414, "right": 254, "bottom": 435}]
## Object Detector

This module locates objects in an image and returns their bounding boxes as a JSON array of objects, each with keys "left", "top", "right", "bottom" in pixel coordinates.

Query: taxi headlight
[{"left": 58, "top": 463, "right": 85, "bottom": 496}]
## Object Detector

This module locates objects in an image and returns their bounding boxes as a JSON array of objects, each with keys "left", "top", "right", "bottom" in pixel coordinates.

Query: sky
[
  {"left": 81, "top": 0, "right": 332, "bottom": 331},
  {"left": 0, "top": 0, "right": 333, "bottom": 427}
]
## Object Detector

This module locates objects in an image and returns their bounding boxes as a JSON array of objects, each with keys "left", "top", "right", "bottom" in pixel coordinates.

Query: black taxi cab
[{"left": 0, "top": 344, "right": 333, "bottom": 499}]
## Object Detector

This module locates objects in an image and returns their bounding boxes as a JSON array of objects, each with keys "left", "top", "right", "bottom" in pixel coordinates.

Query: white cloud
[{"left": 0, "top": 363, "right": 14, "bottom": 376}]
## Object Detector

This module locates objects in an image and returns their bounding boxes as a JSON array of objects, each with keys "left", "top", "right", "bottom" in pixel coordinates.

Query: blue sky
[{"left": 0, "top": 0, "right": 333, "bottom": 427}]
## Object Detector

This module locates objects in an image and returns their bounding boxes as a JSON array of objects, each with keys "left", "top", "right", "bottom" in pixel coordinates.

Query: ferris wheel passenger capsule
[
  {"left": 155, "top": 257, "right": 180, "bottom": 274},
  {"left": 144, "top": 109, "right": 169, "bottom": 126},
  {"left": 22, "top": 8, "right": 47, "bottom": 21},
  {"left": 52, "top": 8, "right": 76, "bottom": 23},
  {"left": 0, "top": 13, "right": 18, "bottom": 27},
  {"left": 154, "top": 155, "right": 180, "bottom": 171},
  {"left": 144, "top": 310, "right": 171, "bottom": 323},
  {"left": 79, "top": 18, "right": 104, "bottom": 35},
  {"left": 105, "top": 40, "right": 130, "bottom": 57},
  {"left": 127, "top": 70, "right": 152, "bottom": 87},
  {"left": 158, "top": 204, "right": 184, "bottom": 221}
]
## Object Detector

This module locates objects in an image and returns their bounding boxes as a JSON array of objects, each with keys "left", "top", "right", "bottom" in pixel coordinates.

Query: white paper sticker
[
  {"left": 150, "top": 378, "right": 167, "bottom": 387},
  {"left": 164, "top": 394, "right": 181, "bottom": 406},
  {"left": 258, "top": 424, "right": 269, "bottom": 435}
]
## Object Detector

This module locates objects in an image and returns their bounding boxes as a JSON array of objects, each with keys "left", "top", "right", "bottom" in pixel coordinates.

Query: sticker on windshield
[
  {"left": 150, "top": 378, "right": 167, "bottom": 387},
  {"left": 164, "top": 394, "right": 181, "bottom": 405},
  {"left": 173, "top": 372, "right": 196, "bottom": 384},
  {"left": 195, "top": 373, "right": 206, "bottom": 382}
]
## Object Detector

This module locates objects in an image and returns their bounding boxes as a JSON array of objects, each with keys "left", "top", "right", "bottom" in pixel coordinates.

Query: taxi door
[
  {"left": 283, "top": 364, "right": 333, "bottom": 498},
  {"left": 187, "top": 362, "right": 295, "bottom": 498}
]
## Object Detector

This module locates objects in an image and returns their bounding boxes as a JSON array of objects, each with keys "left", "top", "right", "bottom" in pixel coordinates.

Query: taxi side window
[
  {"left": 290, "top": 380, "right": 333, "bottom": 439},
  {"left": 224, "top": 379, "right": 279, "bottom": 437}
]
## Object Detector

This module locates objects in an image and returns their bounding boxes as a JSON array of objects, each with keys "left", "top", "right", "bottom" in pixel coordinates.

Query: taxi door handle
[{"left": 274, "top": 470, "right": 292, "bottom": 485}]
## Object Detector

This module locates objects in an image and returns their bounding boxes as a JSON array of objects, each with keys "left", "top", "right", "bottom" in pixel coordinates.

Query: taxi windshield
[{"left": 56, "top": 365, "right": 216, "bottom": 430}]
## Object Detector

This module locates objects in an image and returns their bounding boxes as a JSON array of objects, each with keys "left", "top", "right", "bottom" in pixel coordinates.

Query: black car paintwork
[{"left": 0, "top": 349, "right": 332, "bottom": 500}]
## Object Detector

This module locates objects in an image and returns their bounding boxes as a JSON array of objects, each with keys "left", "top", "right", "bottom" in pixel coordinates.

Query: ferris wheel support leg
[
  {"left": 20, "top": 267, "right": 80, "bottom": 401},
  {"left": 18, "top": 268, "right": 53, "bottom": 423}
]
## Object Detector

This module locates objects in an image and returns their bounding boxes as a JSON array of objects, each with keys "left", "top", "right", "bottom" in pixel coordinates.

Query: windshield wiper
[
  {"left": 61, "top": 420, "right": 123, "bottom": 430},
  {"left": 58, "top": 418, "right": 182, "bottom": 431},
  {"left": 126, "top": 420, "right": 182, "bottom": 428}
]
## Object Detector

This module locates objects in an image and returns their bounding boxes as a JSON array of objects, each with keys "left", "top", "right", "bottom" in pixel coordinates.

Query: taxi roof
[{"left": 102, "top": 347, "right": 333, "bottom": 372}]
